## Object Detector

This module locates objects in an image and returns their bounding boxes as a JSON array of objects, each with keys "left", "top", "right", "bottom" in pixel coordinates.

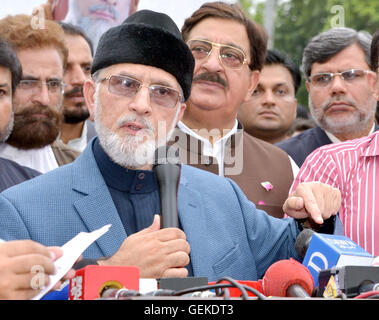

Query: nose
[
  {"left": 200, "top": 46, "right": 223, "bottom": 72},
  {"left": 329, "top": 74, "right": 348, "bottom": 96},
  {"left": 261, "top": 90, "right": 276, "bottom": 107},
  {"left": 66, "top": 65, "right": 86, "bottom": 89},
  {"left": 31, "top": 83, "right": 51, "bottom": 106},
  {"left": 127, "top": 86, "right": 152, "bottom": 116}
]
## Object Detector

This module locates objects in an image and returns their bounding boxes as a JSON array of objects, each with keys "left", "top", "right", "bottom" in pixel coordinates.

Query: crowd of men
[{"left": 0, "top": 0, "right": 377, "bottom": 300}]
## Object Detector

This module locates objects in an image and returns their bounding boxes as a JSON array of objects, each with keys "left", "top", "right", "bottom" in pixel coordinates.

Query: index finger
[
  {"left": 0, "top": 240, "right": 52, "bottom": 259},
  {"left": 296, "top": 186, "right": 324, "bottom": 224}
]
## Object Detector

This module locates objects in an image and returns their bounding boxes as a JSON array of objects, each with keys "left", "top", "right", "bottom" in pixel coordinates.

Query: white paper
[{"left": 32, "top": 224, "right": 111, "bottom": 300}]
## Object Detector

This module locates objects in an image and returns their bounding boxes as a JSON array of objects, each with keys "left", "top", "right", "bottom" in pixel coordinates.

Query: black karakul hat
[{"left": 91, "top": 10, "right": 195, "bottom": 101}]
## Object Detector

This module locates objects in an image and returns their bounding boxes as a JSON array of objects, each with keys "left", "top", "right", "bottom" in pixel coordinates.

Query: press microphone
[
  {"left": 68, "top": 265, "right": 140, "bottom": 300},
  {"left": 262, "top": 259, "right": 314, "bottom": 297},
  {"left": 295, "top": 229, "right": 373, "bottom": 287},
  {"left": 318, "top": 265, "right": 379, "bottom": 298},
  {"left": 153, "top": 146, "right": 181, "bottom": 229}
]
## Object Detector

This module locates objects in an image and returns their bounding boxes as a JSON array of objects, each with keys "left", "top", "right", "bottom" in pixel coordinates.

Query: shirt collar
[
  {"left": 364, "top": 130, "right": 379, "bottom": 157},
  {"left": 93, "top": 138, "right": 158, "bottom": 193}
]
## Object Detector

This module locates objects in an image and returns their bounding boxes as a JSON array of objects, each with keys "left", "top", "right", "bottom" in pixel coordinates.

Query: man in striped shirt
[
  {"left": 290, "top": 29, "right": 379, "bottom": 257},
  {"left": 277, "top": 28, "right": 378, "bottom": 167}
]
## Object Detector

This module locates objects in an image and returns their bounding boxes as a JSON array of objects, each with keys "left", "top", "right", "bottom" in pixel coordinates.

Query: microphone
[
  {"left": 318, "top": 265, "right": 379, "bottom": 298},
  {"left": 295, "top": 229, "right": 373, "bottom": 287},
  {"left": 68, "top": 265, "right": 140, "bottom": 300},
  {"left": 262, "top": 259, "right": 314, "bottom": 298},
  {"left": 153, "top": 146, "right": 181, "bottom": 229}
]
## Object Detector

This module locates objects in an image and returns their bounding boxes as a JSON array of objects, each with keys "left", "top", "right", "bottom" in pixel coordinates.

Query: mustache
[
  {"left": 64, "top": 86, "right": 83, "bottom": 98},
  {"left": 88, "top": 4, "right": 118, "bottom": 20},
  {"left": 322, "top": 96, "right": 357, "bottom": 111},
  {"left": 193, "top": 72, "right": 228, "bottom": 88},
  {"left": 118, "top": 115, "right": 155, "bottom": 133}
]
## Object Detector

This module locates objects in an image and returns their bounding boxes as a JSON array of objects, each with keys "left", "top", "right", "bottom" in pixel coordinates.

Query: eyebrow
[
  {"left": 0, "top": 83, "right": 10, "bottom": 88},
  {"left": 196, "top": 38, "right": 247, "bottom": 54},
  {"left": 22, "top": 75, "right": 62, "bottom": 82}
]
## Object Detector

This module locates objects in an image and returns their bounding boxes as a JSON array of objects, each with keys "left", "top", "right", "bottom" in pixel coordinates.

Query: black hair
[
  {"left": 0, "top": 38, "right": 22, "bottom": 95},
  {"left": 58, "top": 22, "right": 94, "bottom": 56},
  {"left": 265, "top": 49, "right": 302, "bottom": 94}
]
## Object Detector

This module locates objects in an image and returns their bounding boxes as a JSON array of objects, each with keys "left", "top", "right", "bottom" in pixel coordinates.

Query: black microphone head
[
  {"left": 154, "top": 145, "right": 180, "bottom": 166},
  {"left": 295, "top": 229, "right": 315, "bottom": 258}
]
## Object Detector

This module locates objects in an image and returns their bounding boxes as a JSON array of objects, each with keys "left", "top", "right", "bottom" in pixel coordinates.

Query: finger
[
  {"left": 297, "top": 187, "right": 324, "bottom": 224},
  {"left": 0, "top": 240, "right": 52, "bottom": 259},
  {"left": 283, "top": 196, "right": 307, "bottom": 218},
  {"left": 165, "top": 251, "right": 190, "bottom": 269},
  {"left": 11, "top": 254, "right": 56, "bottom": 276},
  {"left": 137, "top": 215, "right": 161, "bottom": 235},
  {"left": 162, "top": 267, "right": 188, "bottom": 279},
  {"left": 153, "top": 228, "right": 187, "bottom": 242},
  {"left": 162, "top": 239, "right": 191, "bottom": 255},
  {"left": 47, "top": 247, "right": 63, "bottom": 261}
]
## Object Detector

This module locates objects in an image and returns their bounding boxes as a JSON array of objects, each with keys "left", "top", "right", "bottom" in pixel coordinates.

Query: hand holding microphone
[{"left": 98, "top": 215, "right": 190, "bottom": 279}]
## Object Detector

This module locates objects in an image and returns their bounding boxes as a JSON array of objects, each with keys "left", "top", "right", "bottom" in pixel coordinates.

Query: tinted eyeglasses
[
  {"left": 99, "top": 75, "right": 182, "bottom": 109},
  {"left": 187, "top": 39, "right": 248, "bottom": 69},
  {"left": 307, "top": 69, "right": 373, "bottom": 87}
]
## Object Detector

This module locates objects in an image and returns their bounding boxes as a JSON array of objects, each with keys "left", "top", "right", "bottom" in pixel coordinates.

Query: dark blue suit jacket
[
  {"left": 0, "top": 157, "right": 40, "bottom": 192},
  {"left": 276, "top": 124, "right": 379, "bottom": 167}
]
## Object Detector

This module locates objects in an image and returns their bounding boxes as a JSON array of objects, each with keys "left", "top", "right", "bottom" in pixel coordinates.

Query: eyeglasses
[
  {"left": 17, "top": 79, "right": 66, "bottom": 95},
  {"left": 187, "top": 39, "right": 248, "bottom": 69},
  {"left": 99, "top": 75, "right": 182, "bottom": 109},
  {"left": 307, "top": 69, "right": 373, "bottom": 87}
]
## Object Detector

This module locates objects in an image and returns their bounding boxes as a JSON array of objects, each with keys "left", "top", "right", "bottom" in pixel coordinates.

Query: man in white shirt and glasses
[
  {"left": 0, "top": 15, "right": 79, "bottom": 174},
  {"left": 171, "top": 2, "right": 298, "bottom": 218}
]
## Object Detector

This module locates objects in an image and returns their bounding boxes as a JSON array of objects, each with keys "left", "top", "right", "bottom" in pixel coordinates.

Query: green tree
[{"left": 239, "top": 0, "right": 378, "bottom": 108}]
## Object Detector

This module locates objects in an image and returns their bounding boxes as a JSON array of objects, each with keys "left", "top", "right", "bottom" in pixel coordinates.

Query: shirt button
[{"left": 138, "top": 173, "right": 145, "bottom": 180}]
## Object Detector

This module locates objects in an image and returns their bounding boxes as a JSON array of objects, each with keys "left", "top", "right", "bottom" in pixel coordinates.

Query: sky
[{"left": 0, "top": 0, "right": 237, "bottom": 29}]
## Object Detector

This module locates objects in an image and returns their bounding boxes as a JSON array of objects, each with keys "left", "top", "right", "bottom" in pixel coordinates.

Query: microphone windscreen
[
  {"left": 295, "top": 229, "right": 315, "bottom": 258},
  {"left": 263, "top": 258, "right": 314, "bottom": 297}
]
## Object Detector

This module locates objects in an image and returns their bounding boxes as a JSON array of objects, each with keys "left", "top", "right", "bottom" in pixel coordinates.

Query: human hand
[
  {"left": 283, "top": 181, "right": 341, "bottom": 224},
  {"left": 99, "top": 215, "right": 191, "bottom": 279}
]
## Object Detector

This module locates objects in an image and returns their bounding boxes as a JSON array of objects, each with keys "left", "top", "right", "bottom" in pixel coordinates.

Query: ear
[
  {"left": 244, "top": 70, "right": 260, "bottom": 102},
  {"left": 176, "top": 103, "right": 187, "bottom": 124},
  {"left": 367, "top": 71, "right": 378, "bottom": 99},
  {"left": 84, "top": 79, "right": 96, "bottom": 119}
]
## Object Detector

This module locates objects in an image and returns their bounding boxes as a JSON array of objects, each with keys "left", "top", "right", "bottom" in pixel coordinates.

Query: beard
[
  {"left": 309, "top": 95, "right": 376, "bottom": 136},
  {"left": 63, "top": 86, "right": 90, "bottom": 124},
  {"left": 93, "top": 88, "right": 180, "bottom": 169},
  {"left": 64, "top": 0, "right": 113, "bottom": 52},
  {"left": 6, "top": 103, "right": 62, "bottom": 150},
  {"left": 0, "top": 110, "right": 14, "bottom": 143}
]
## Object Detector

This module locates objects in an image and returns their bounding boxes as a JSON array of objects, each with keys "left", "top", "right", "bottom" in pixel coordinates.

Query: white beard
[
  {"left": 94, "top": 88, "right": 180, "bottom": 169},
  {"left": 64, "top": 0, "right": 114, "bottom": 52}
]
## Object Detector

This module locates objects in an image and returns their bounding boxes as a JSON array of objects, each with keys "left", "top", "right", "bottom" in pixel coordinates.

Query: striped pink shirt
[{"left": 290, "top": 130, "right": 379, "bottom": 256}]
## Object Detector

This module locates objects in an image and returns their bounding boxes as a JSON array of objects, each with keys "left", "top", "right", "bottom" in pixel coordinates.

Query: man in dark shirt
[{"left": 0, "top": 38, "right": 40, "bottom": 192}]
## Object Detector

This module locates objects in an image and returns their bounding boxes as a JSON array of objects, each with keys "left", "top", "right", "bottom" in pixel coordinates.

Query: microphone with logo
[
  {"left": 153, "top": 145, "right": 181, "bottom": 229},
  {"left": 295, "top": 229, "right": 373, "bottom": 289}
]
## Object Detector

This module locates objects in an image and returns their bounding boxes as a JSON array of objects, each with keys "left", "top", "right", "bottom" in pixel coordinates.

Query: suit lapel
[
  {"left": 73, "top": 188, "right": 127, "bottom": 257},
  {"left": 178, "top": 171, "right": 214, "bottom": 279},
  {"left": 70, "top": 141, "right": 127, "bottom": 257}
]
